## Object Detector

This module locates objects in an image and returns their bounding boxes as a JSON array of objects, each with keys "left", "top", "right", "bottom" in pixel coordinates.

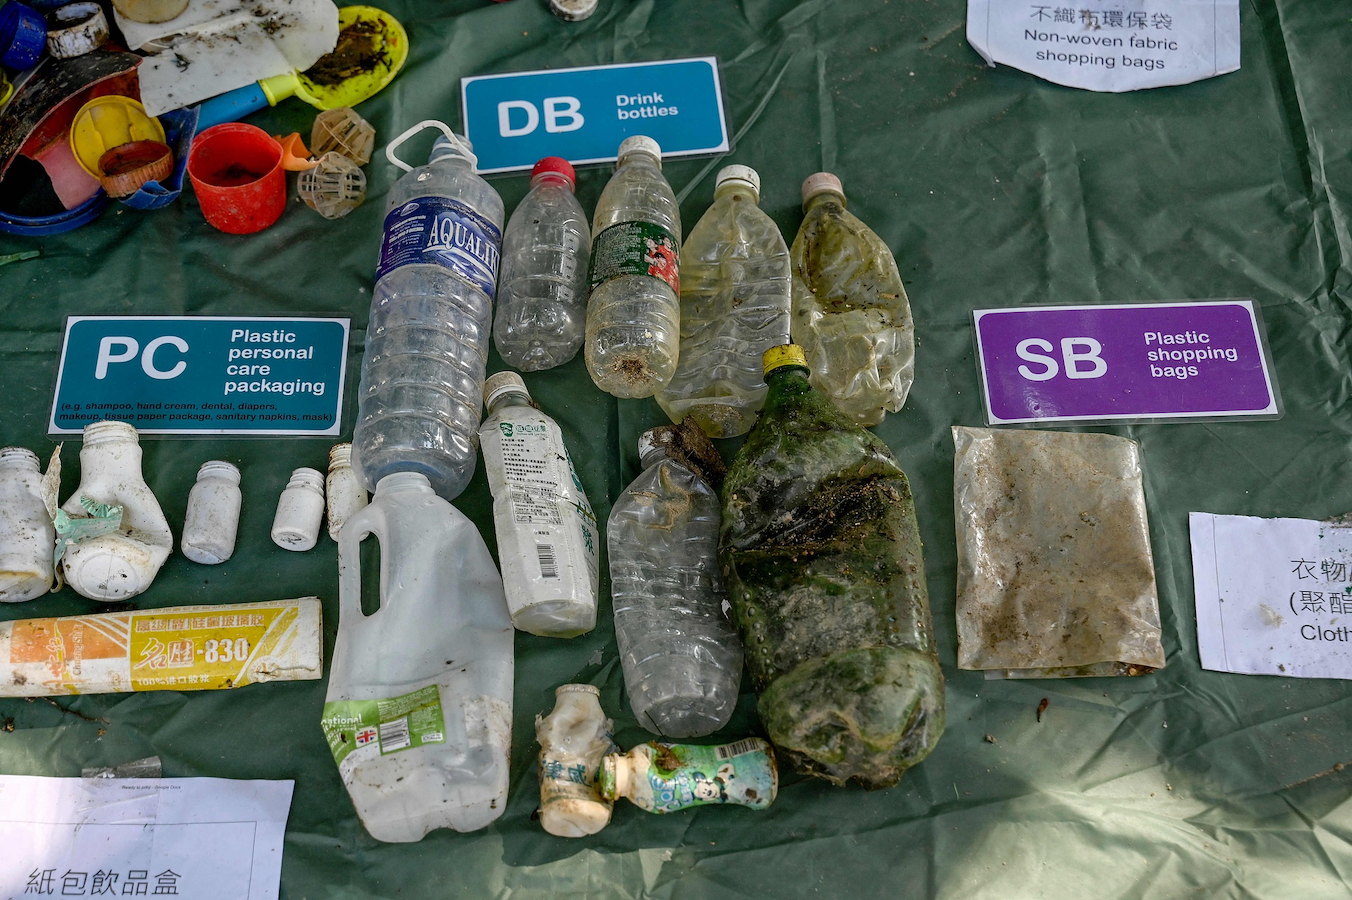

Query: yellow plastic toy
[
  {"left": 69, "top": 96, "right": 165, "bottom": 178},
  {"left": 260, "top": 6, "right": 408, "bottom": 113}
]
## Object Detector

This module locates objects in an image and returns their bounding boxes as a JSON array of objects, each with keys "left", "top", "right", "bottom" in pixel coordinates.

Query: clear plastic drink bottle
[
  {"left": 790, "top": 172, "right": 915, "bottom": 426},
  {"left": 479, "top": 372, "right": 600, "bottom": 638},
  {"left": 657, "top": 165, "right": 791, "bottom": 437},
  {"left": 323, "top": 471, "right": 514, "bottom": 841},
  {"left": 493, "top": 157, "right": 590, "bottom": 372},
  {"left": 351, "top": 124, "right": 505, "bottom": 501},
  {"left": 585, "top": 136, "right": 682, "bottom": 398},
  {"left": 607, "top": 425, "right": 742, "bottom": 738}
]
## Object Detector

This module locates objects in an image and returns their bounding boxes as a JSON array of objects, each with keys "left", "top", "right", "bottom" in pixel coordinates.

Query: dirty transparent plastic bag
[{"left": 952, "top": 426, "right": 1166, "bottom": 678}]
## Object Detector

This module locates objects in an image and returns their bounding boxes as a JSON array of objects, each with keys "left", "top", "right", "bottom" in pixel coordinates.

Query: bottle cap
[
  {"left": 637, "top": 428, "right": 665, "bottom": 465},
  {"left": 801, "top": 172, "right": 844, "bottom": 204},
  {"left": 617, "top": 135, "right": 661, "bottom": 162},
  {"left": 484, "top": 371, "right": 530, "bottom": 407},
  {"left": 763, "top": 344, "right": 809, "bottom": 375},
  {"left": 549, "top": 0, "right": 599, "bottom": 21},
  {"left": 716, "top": 164, "right": 760, "bottom": 195},
  {"left": 531, "top": 156, "right": 576, "bottom": 187}
]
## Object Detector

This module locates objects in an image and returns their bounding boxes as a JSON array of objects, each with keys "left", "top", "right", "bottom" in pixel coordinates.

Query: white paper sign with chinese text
[
  {"left": 967, "top": 0, "right": 1240, "bottom": 92},
  {"left": 0, "top": 776, "right": 293, "bottom": 900},
  {"left": 1190, "top": 512, "right": 1352, "bottom": 680}
]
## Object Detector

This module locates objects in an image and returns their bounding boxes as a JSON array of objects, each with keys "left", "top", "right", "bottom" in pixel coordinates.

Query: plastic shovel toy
[{"left": 197, "top": 6, "right": 407, "bottom": 130}]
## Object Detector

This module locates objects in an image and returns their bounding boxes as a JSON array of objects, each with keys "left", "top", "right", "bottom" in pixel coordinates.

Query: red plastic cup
[{"left": 188, "top": 123, "right": 286, "bottom": 235}]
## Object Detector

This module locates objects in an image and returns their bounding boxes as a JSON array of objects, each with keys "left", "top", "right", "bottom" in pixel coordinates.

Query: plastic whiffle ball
[
  {"left": 298, "top": 152, "right": 367, "bottom": 220},
  {"left": 310, "top": 108, "right": 376, "bottom": 166}
]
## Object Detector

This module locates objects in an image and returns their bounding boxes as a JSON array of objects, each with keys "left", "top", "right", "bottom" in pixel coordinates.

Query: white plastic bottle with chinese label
[
  {"left": 323, "top": 471, "right": 514, "bottom": 841},
  {"left": 479, "top": 372, "right": 599, "bottom": 638},
  {"left": 535, "top": 683, "right": 616, "bottom": 837},
  {"left": 0, "top": 447, "right": 54, "bottom": 602}
]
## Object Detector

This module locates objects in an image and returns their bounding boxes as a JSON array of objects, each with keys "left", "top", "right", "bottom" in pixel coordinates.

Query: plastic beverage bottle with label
[
  {"left": 535, "top": 683, "right": 616, "bottom": 837},
  {"left": 790, "top": 173, "right": 915, "bottom": 426},
  {"left": 608, "top": 423, "right": 742, "bottom": 738},
  {"left": 351, "top": 125, "right": 504, "bottom": 501},
  {"left": 478, "top": 372, "right": 600, "bottom": 638},
  {"left": 493, "top": 157, "right": 590, "bottom": 372},
  {"left": 599, "top": 738, "right": 778, "bottom": 813},
  {"left": 585, "top": 136, "right": 682, "bottom": 398},
  {"left": 657, "top": 165, "right": 791, "bottom": 437},
  {"left": 323, "top": 471, "right": 514, "bottom": 841}
]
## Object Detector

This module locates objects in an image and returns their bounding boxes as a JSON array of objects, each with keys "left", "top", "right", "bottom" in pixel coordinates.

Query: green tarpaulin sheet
[{"left": 4, "top": 0, "right": 1352, "bottom": 896}]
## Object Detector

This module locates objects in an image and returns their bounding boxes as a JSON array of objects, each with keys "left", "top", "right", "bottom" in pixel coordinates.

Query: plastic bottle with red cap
[{"left": 492, "top": 156, "right": 591, "bottom": 372}]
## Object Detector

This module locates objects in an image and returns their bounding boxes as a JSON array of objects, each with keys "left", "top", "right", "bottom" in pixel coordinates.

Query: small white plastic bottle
[
  {"left": 272, "top": 468, "right": 325, "bottom": 551},
  {"left": 0, "top": 447, "right": 54, "bottom": 602},
  {"left": 326, "top": 443, "right": 367, "bottom": 540},
  {"left": 478, "top": 371, "right": 599, "bottom": 638},
  {"left": 181, "top": 461, "right": 242, "bottom": 565},
  {"left": 61, "top": 421, "right": 173, "bottom": 601},
  {"left": 536, "top": 684, "right": 615, "bottom": 837},
  {"left": 322, "top": 471, "right": 514, "bottom": 841}
]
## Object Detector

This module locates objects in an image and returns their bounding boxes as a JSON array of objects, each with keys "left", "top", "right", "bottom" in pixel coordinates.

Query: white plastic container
[
  {"left": 61, "top": 421, "right": 173, "bottom": 602},
  {"left": 0, "top": 447, "right": 54, "bottom": 602},
  {"left": 478, "top": 372, "right": 599, "bottom": 638},
  {"left": 322, "top": 471, "right": 514, "bottom": 841},
  {"left": 181, "top": 460, "right": 241, "bottom": 565},
  {"left": 326, "top": 443, "right": 368, "bottom": 540},
  {"left": 272, "top": 467, "right": 325, "bottom": 551},
  {"left": 536, "top": 684, "right": 615, "bottom": 837}
]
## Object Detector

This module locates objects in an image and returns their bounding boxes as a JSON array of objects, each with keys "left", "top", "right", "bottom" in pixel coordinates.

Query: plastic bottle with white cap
[
  {"left": 790, "top": 172, "right": 916, "bottom": 426},
  {"left": 656, "top": 164, "right": 791, "bottom": 437},
  {"left": 493, "top": 157, "right": 591, "bottom": 372},
  {"left": 181, "top": 460, "right": 242, "bottom": 564},
  {"left": 535, "top": 683, "right": 616, "bottom": 836},
  {"left": 0, "top": 447, "right": 54, "bottom": 602},
  {"left": 584, "top": 135, "right": 682, "bottom": 398},
  {"left": 271, "top": 467, "right": 325, "bottom": 552},
  {"left": 60, "top": 421, "right": 173, "bottom": 601},
  {"left": 478, "top": 371, "right": 600, "bottom": 637}
]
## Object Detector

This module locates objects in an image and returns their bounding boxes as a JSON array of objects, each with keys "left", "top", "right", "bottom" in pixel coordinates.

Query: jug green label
[
  {"left": 321, "top": 684, "right": 446, "bottom": 773},
  {"left": 588, "top": 221, "right": 680, "bottom": 295}
]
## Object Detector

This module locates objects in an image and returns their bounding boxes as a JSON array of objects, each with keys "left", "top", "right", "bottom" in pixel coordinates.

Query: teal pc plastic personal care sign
[
  {"left": 461, "top": 57, "right": 730, "bottom": 174},
  {"left": 50, "top": 316, "right": 350, "bottom": 436}
]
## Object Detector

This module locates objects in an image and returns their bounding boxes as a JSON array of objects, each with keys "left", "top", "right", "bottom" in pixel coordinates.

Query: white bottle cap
[
  {"left": 637, "top": 428, "right": 664, "bottom": 466},
  {"left": 484, "top": 371, "right": 530, "bottom": 407},
  {"left": 618, "top": 135, "right": 661, "bottom": 162},
  {"left": 801, "top": 172, "right": 844, "bottom": 204},
  {"left": 64, "top": 535, "right": 158, "bottom": 601},
  {"left": 716, "top": 165, "right": 760, "bottom": 195},
  {"left": 549, "top": 0, "right": 598, "bottom": 20}
]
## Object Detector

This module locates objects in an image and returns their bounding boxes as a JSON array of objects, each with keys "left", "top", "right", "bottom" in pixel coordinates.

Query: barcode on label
[
  {"left": 379, "top": 716, "right": 411, "bottom": 753},
  {"left": 716, "top": 738, "right": 762, "bottom": 761},
  {"left": 537, "top": 544, "right": 559, "bottom": 579}
]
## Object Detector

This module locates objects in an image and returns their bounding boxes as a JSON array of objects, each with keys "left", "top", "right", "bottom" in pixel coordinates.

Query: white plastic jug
[{"left": 323, "top": 472, "right": 514, "bottom": 841}]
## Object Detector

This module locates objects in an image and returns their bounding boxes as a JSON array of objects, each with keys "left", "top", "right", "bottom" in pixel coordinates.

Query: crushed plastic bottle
[
  {"left": 599, "top": 738, "right": 778, "bottom": 813},
  {"left": 351, "top": 123, "right": 504, "bottom": 501},
  {"left": 323, "top": 471, "right": 514, "bottom": 841},
  {"left": 790, "top": 173, "right": 915, "bottom": 426},
  {"left": 720, "top": 345, "right": 944, "bottom": 789},
  {"left": 493, "top": 157, "right": 590, "bottom": 372},
  {"left": 535, "top": 684, "right": 616, "bottom": 837},
  {"left": 585, "top": 136, "right": 681, "bottom": 398},
  {"left": 608, "top": 421, "right": 742, "bottom": 738},
  {"left": 0, "top": 447, "right": 54, "bottom": 602},
  {"left": 657, "top": 165, "right": 791, "bottom": 437},
  {"left": 479, "top": 371, "right": 600, "bottom": 637}
]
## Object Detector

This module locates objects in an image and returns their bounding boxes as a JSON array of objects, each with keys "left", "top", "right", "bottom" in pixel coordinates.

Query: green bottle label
[
  {"left": 588, "top": 221, "right": 680, "bottom": 295},
  {"left": 321, "top": 685, "right": 446, "bottom": 773}
]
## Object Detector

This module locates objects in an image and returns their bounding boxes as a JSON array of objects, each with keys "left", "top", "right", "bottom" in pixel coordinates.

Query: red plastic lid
[{"left": 532, "top": 156, "right": 575, "bottom": 187}]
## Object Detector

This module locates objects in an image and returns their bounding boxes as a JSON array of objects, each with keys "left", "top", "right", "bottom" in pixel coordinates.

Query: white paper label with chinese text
[
  {"left": 1190, "top": 512, "right": 1352, "bottom": 679},
  {"left": 967, "top": 0, "right": 1240, "bottom": 92}
]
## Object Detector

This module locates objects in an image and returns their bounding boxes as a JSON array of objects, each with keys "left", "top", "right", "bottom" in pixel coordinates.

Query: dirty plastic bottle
[
  {"left": 61, "top": 421, "right": 173, "bottom": 602},
  {"left": 535, "top": 684, "right": 616, "bottom": 837},
  {"left": 657, "top": 165, "right": 791, "bottom": 437},
  {"left": 479, "top": 372, "right": 599, "bottom": 638},
  {"left": 181, "top": 460, "right": 241, "bottom": 565},
  {"left": 323, "top": 471, "right": 514, "bottom": 841},
  {"left": 790, "top": 173, "right": 915, "bottom": 426},
  {"left": 585, "top": 136, "right": 682, "bottom": 398},
  {"left": 598, "top": 738, "right": 778, "bottom": 813},
  {"left": 721, "top": 345, "right": 944, "bottom": 789},
  {"left": 326, "top": 443, "right": 368, "bottom": 540},
  {"left": 0, "top": 447, "right": 54, "bottom": 602},
  {"left": 272, "top": 467, "right": 325, "bottom": 552},
  {"left": 608, "top": 424, "right": 742, "bottom": 738},
  {"left": 351, "top": 124, "right": 504, "bottom": 501},
  {"left": 493, "top": 157, "right": 590, "bottom": 372}
]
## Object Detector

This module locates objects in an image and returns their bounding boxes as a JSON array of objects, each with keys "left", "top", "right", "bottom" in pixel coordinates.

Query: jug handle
[{"left": 337, "top": 503, "right": 384, "bottom": 622}]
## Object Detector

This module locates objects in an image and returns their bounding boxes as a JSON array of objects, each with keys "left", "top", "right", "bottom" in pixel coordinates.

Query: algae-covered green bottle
[{"left": 719, "top": 344, "right": 944, "bottom": 789}]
